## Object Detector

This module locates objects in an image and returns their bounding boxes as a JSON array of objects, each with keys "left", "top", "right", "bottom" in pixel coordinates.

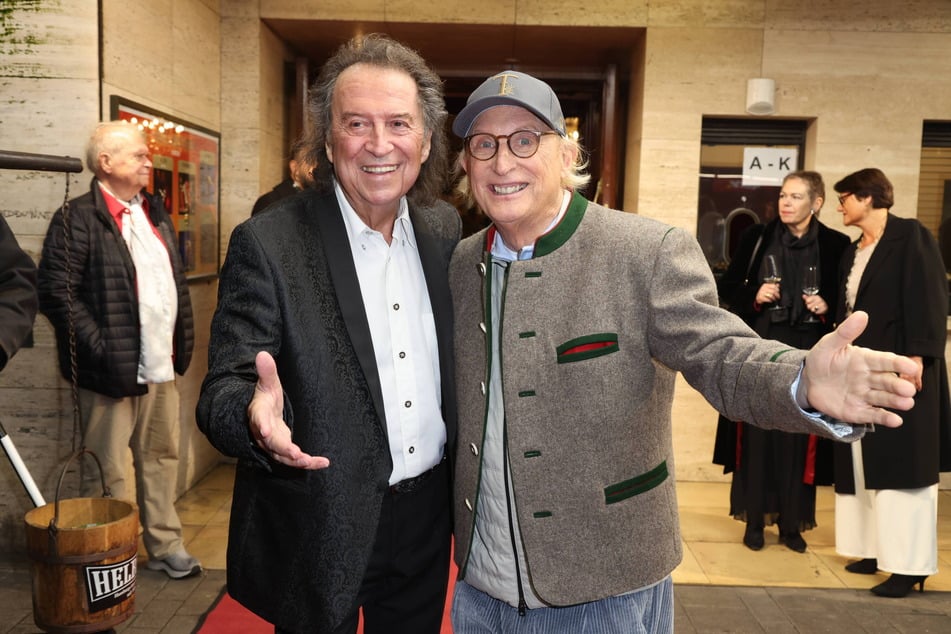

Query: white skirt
[{"left": 834, "top": 441, "right": 938, "bottom": 575}]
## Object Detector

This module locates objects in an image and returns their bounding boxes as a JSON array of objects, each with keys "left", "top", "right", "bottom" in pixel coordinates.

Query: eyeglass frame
[
  {"left": 837, "top": 192, "right": 853, "bottom": 205},
  {"left": 463, "top": 129, "right": 560, "bottom": 161}
]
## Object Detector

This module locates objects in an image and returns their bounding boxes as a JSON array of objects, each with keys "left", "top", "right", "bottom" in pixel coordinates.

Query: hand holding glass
[
  {"left": 763, "top": 255, "right": 782, "bottom": 311},
  {"left": 802, "top": 265, "right": 820, "bottom": 323}
]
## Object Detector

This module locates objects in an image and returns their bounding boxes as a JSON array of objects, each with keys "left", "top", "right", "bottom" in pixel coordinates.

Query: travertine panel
[
  {"left": 636, "top": 138, "right": 702, "bottom": 230},
  {"left": 384, "top": 0, "right": 515, "bottom": 24},
  {"left": 260, "top": 0, "right": 385, "bottom": 20},
  {"left": 102, "top": 1, "right": 176, "bottom": 107},
  {"left": 0, "top": 0, "right": 98, "bottom": 79},
  {"left": 258, "top": 24, "right": 292, "bottom": 190},
  {"left": 220, "top": 0, "right": 258, "bottom": 18},
  {"left": 641, "top": 28, "right": 763, "bottom": 139},
  {"left": 765, "top": 0, "right": 951, "bottom": 33},
  {"left": 516, "top": 0, "right": 647, "bottom": 27},
  {"left": 648, "top": 0, "right": 766, "bottom": 28},
  {"left": 172, "top": 0, "right": 222, "bottom": 126},
  {"left": 763, "top": 30, "right": 951, "bottom": 89},
  {"left": 220, "top": 18, "right": 267, "bottom": 125}
]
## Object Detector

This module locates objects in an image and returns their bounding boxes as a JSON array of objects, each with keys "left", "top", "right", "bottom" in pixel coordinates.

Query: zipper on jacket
[
  {"left": 496, "top": 261, "right": 528, "bottom": 616},
  {"left": 502, "top": 417, "right": 528, "bottom": 616}
]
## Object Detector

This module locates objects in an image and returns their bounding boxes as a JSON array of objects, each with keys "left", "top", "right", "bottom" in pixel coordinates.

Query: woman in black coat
[
  {"left": 714, "top": 171, "right": 849, "bottom": 553},
  {"left": 832, "top": 168, "right": 951, "bottom": 598}
]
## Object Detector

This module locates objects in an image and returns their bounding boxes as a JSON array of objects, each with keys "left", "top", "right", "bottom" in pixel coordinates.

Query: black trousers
[{"left": 279, "top": 459, "right": 451, "bottom": 634}]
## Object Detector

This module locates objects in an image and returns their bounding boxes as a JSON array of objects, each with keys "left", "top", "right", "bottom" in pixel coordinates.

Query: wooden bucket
[{"left": 24, "top": 449, "right": 139, "bottom": 633}]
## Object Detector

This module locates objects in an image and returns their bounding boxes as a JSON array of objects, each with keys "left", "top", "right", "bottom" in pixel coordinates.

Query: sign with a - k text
[{"left": 742, "top": 147, "right": 798, "bottom": 187}]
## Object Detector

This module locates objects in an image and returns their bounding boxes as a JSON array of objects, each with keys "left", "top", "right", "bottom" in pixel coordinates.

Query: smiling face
[
  {"left": 325, "top": 63, "right": 431, "bottom": 224},
  {"left": 777, "top": 176, "right": 818, "bottom": 236},
  {"left": 461, "top": 105, "right": 574, "bottom": 248}
]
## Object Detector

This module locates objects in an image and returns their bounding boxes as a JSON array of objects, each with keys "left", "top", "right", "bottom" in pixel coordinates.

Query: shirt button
[
  {"left": 404, "top": 400, "right": 412, "bottom": 408},
  {"left": 469, "top": 443, "right": 479, "bottom": 456},
  {"left": 393, "top": 303, "right": 400, "bottom": 310},
  {"left": 399, "top": 351, "right": 406, "bottom": 358},
  {"left": 408, "top": 446, "right": 415, "bottom": 454}
]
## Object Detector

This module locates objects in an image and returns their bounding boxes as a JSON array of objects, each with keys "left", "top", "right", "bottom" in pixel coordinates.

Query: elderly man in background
[
  {"left": 37, "top": 120, "right": 199, "bottom": 579},
  {"left": 447, "top": 70, "right": 918, "bottom": 633}
]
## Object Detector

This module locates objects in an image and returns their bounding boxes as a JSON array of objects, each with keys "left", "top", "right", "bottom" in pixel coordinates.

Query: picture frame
[{"left": 110, "top": 96, "right": 220, "bottom": 280}]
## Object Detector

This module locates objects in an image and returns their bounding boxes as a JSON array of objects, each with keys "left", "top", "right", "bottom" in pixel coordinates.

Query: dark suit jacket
[
  {"left": 196, "top": 189, "right": 460, "bottom": 632},
  {"left": 251, "top": 178, "right": 299, "bottom": 216},
  {"left": 833, "top": 214, "right": 951, "bottom": 491},
  {"left": 0, "top": 215, "right": 37, "bottom": 371}
]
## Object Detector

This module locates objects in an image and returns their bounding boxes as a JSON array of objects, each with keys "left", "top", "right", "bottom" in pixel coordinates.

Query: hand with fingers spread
[
  {"left": 798, "top": 311, "right": 918, "bottom": 427},
  {"left": 248, "top": 351, "right": 330, "bottom": 470}
]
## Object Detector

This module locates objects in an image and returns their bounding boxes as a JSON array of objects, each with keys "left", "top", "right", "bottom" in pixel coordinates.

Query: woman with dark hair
[
  {"left": 833, "top": 167, "right": 951, "bottom": 598},
  {"left": 714, "top": 171, "right": 850, "bottom": 553}
]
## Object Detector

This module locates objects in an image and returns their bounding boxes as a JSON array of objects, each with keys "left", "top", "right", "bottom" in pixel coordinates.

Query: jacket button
[
  {"left": 465, "top": 498, "right": 473, "bottom": 511},
  {"left": 470, "top": 443, "right": 479, "bottom": 456},
  {"left": 478, "top": 262, "right": 486, "bottom": 276},
  {"left": 479, "top": 322, "right": 486, "bottom": 333},
  {"left": 480, "top": 381, "right": 486, "bottom": 395}
]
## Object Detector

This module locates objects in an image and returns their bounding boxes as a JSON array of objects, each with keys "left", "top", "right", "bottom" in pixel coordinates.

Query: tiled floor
[{"left": 3, "top": 378, "right": 951, "bottom": 632}]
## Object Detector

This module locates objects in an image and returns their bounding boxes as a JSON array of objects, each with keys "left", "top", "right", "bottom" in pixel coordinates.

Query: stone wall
[{"left": 0, "top": 0, "right": 225, "bottom": 558}]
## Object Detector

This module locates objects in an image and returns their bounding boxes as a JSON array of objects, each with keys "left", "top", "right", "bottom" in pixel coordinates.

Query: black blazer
[
  {"left": 833, "top": 214, "right": 951, "bottom": 492},
  {"left": 196, "top": 189, "right": 460, "bottom": 632},
  {"left": 251, "top": 177, "right": 298, "bottom": 215}
]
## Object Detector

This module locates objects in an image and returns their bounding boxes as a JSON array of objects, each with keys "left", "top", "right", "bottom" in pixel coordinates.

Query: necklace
[{"left": 859, "top": 222, "right": 886, "bottom": 249}]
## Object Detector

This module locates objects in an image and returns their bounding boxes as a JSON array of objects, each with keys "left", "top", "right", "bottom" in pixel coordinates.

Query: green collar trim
[{"left": 533, "top": 190, "right": 587, "bottom": 258}]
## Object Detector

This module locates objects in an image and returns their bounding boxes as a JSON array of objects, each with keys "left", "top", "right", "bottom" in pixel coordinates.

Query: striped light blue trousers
[{"left": 451, "top": 576, "right": 674, "bottom": 634}]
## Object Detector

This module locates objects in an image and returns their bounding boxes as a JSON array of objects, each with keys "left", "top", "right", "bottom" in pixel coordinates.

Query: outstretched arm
[
  {"left": 798, "top": 311, "right": 918, "bottom": 427},
  {"left": 248, "top": 351, "right": 330, "bottom": 470}
]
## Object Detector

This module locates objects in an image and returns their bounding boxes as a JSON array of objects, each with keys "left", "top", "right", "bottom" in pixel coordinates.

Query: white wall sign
[{"left": 742, "top": 147, "right": 798, "bottom": 186}]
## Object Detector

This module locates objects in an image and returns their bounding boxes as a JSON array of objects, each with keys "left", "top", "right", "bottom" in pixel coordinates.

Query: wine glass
[
  {"left": 802, "top": 265, "right": 820, "bottom": 323},
  {"left": 763, "top": 255, "right": 782, "bottom": 311}
]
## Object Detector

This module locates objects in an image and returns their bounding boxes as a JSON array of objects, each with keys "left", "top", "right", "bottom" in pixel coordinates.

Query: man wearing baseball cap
[{"left": 447, "top": 70, "right": 918, "bottom": 631}]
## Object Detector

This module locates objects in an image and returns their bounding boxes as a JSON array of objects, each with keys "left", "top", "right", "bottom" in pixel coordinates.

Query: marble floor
[
  {"left": 177, "top": 468, "right": 951, "bottom": 595},
  {"left": 177, "top": 375, "right": 951, "bottom": 593}
]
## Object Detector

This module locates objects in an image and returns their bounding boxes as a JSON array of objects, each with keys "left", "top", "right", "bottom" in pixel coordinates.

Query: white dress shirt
[
  {"left": 100, "top": 184, "right": 176, "bottom": 384},
  {"left": 334, "top": 181, "right": 446, "bottom": 484}
]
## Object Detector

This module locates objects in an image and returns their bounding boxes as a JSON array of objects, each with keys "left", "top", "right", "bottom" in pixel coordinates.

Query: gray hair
[{"left": 85, "top": 120, "right": 144, "bottom": 176}]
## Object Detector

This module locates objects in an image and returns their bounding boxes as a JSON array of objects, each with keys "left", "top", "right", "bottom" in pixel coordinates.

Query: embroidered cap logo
[{"left": 495, "top": 73, "right": 519, "bottom": 96}]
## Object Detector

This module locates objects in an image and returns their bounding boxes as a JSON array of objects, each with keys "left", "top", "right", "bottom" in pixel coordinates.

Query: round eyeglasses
[{"left": 464, "top": 130, "right": 560, "bottom": 161}]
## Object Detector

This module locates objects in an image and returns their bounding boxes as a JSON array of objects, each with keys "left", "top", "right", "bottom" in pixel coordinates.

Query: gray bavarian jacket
[{"left": 450, "top": 191, "right": 862, "bottom": 607}]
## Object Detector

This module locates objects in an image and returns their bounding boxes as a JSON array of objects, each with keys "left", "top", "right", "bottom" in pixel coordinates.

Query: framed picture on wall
[{"left": 110, "top": 96, "right": 220, "bottom": 280}]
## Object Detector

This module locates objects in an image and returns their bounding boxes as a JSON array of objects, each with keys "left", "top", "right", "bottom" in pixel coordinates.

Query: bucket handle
[{"left": 48, "top": 447, "right": 112, "bottom": 545}]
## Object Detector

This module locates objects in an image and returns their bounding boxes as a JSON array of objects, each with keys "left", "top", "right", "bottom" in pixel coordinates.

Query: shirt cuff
[{"left": 790, "top": 364, "right": 863, "bottom": 440}]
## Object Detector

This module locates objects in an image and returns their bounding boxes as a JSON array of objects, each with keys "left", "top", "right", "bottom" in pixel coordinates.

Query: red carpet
[
  {"left": 196, "top": 561, "right": 457, "bottom": 633},
  {"left": 195, "top": 589, "right": 270, "bottom": 632}
]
